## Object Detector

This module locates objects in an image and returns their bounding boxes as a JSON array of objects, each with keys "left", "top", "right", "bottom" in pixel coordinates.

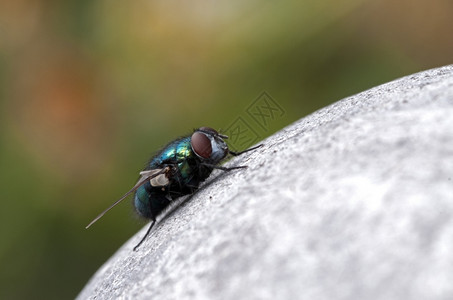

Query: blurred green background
[{"left": 0, "top": 0, "right": 452, "bottom": 298}]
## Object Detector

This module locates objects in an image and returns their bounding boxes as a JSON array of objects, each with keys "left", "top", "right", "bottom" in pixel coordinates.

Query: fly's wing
[
  {"left": 139, "top": 169, "right": 170, "bottom": 187},
  {"left": 86, "top": 167, "right": 171, "bottom": 229}
]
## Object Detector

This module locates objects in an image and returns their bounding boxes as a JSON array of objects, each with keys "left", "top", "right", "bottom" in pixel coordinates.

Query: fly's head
[{"left": 191, "top": 127, "right": 229, "bottom": 164}]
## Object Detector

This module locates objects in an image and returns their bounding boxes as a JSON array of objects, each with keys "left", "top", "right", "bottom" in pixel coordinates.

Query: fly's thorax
[
  {"left": 191, "top": 127, "right": 228, "bottom": 164},
  {"left": 150, "top": 137, "right": 192, "bottom": 167}
]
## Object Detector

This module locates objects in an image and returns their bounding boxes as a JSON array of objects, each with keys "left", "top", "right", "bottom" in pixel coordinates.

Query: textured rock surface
[{"left": 78, "top": 65, "right": 453, "bottom": 300}]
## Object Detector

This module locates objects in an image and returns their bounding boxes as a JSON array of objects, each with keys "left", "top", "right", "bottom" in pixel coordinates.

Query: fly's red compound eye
[
  {"left": 199, "top": 127, "right": 218, "bottom": 135},
  {"left": 191, "top": 132, "right": 212, "bottom": 158}
]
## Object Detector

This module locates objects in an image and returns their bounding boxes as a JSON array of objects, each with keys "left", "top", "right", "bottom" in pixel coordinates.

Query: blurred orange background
[{"left": 0, "top": 0, "right": 452, "bottom": 298}]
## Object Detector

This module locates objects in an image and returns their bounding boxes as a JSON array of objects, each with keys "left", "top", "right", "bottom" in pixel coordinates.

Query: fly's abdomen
[
  {"left": 134, "top": 184, "right": 151, "bottom": 218},
  {"left": 134, "top": 184, "right": 170, "bottom": 219}
]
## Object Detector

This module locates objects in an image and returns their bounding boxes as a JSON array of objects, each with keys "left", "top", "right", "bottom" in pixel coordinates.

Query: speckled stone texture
[{"left": 78, "top": 65, "right": 453, "bottom": 300}]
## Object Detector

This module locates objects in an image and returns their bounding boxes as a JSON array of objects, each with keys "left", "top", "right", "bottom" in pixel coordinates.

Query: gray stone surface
[{"left": 78, "top": 65, "right": 453, "bottom": 300}]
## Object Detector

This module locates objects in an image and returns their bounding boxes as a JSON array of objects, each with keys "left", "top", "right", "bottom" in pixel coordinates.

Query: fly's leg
[
  {"left": 202, "top": 144, "right": 263, "bottom": 171},
  {"left": 201, "top": 164, "right": 247, "bottom": 172},
  {"left": 133, "top": 202, "right": 157, "bottom": 251},
  {"left": 229, "top": 144, "right": 263, "bottom": 156}
]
